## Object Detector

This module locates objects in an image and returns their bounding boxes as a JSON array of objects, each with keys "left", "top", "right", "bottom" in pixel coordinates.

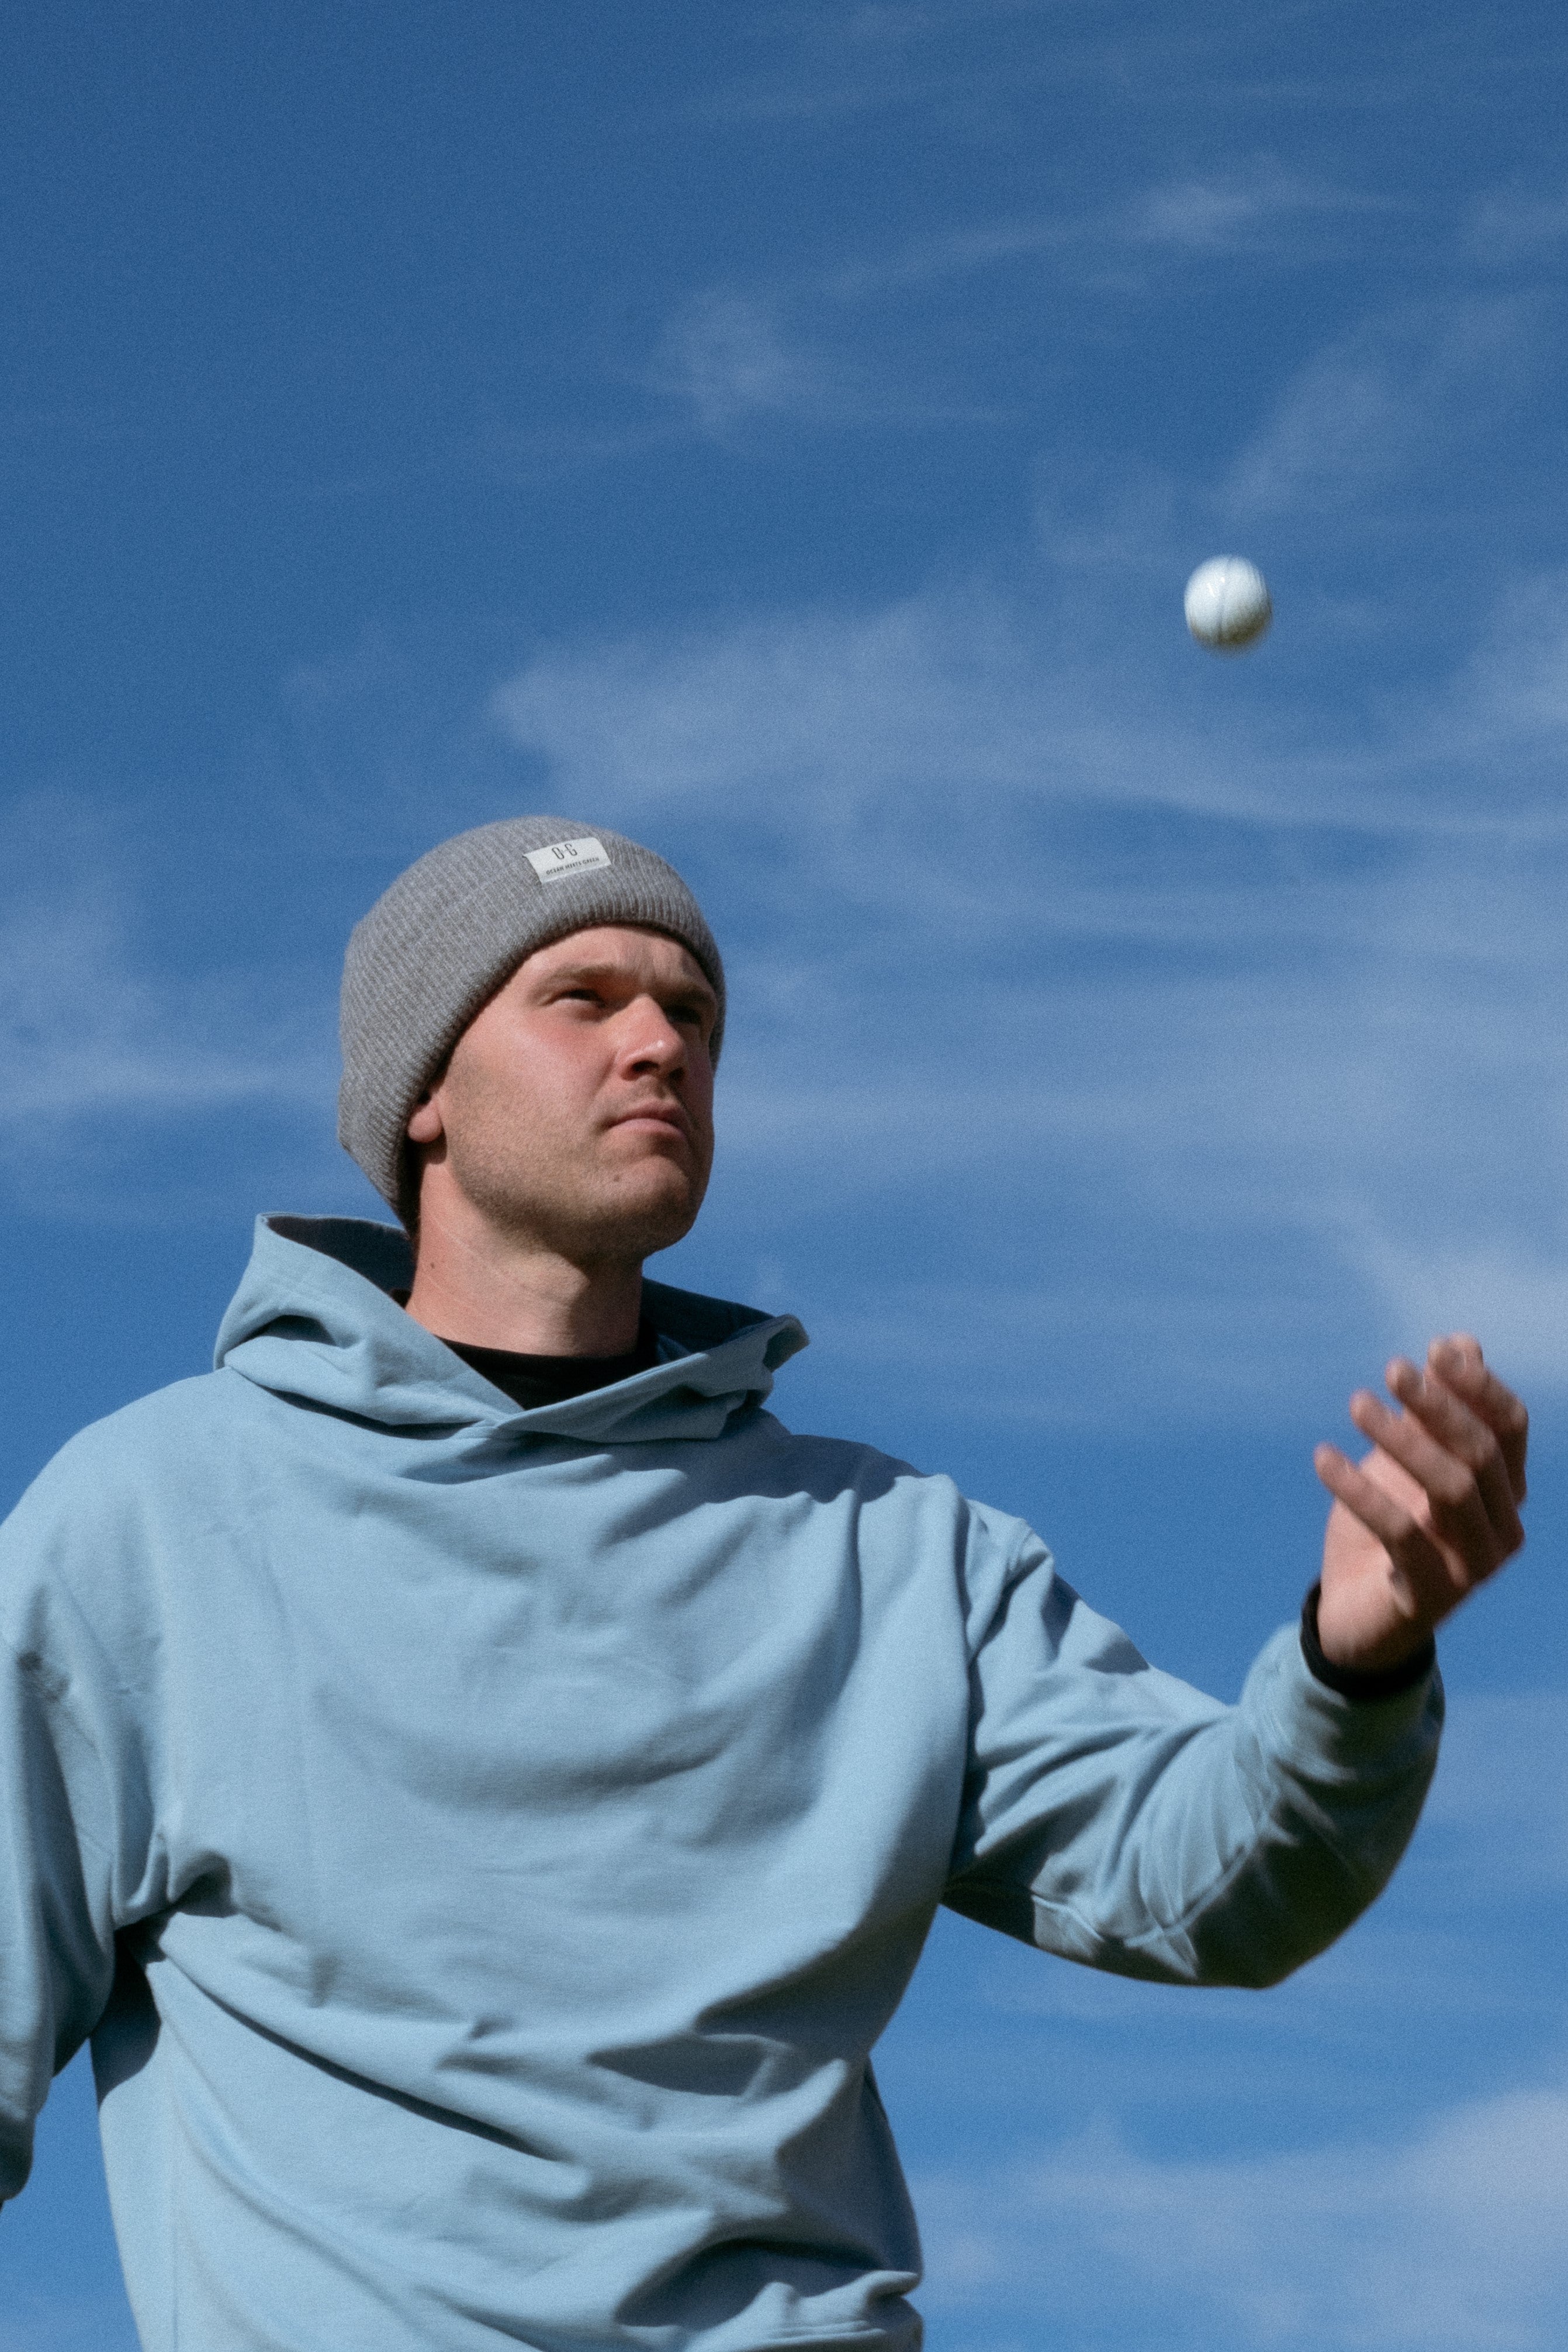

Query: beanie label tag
[{"left": 527, "top": 836, "right": 612, "bottom": 883}]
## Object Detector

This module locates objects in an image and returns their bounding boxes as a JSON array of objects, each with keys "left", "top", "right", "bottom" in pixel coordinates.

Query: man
[{"left": 0, "top": 816, "right": 1527, "bottom": 2352}]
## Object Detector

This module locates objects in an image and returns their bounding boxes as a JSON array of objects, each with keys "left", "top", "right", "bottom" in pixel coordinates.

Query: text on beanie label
[{"left": 526, "top": 837, "right": 612, "bottom": 883}]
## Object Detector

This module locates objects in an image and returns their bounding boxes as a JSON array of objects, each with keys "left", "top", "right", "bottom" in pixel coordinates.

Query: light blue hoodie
[{"left": 1, "top": 1216, "right": 1441, "bottom": 2351}]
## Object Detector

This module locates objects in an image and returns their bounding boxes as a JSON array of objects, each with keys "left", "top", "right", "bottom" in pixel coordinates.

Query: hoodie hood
[{"left": 215, "top": 1215, "right": 808, "bottom": 1444}]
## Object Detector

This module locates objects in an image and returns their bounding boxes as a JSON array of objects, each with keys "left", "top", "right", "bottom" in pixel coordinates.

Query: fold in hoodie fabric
[{"left": 0, "top": 1217, "right": 1442, "bottom": 2352}]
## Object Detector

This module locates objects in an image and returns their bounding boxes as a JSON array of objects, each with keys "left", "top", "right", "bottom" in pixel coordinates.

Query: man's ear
[{"left": 407, "top": 1089, "right": 444, "bottom": 1146}]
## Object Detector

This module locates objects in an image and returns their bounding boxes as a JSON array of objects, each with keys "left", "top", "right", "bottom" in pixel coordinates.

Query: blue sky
[{"left": 4, "top": 4, "right": 1567, "bottom": 2346}]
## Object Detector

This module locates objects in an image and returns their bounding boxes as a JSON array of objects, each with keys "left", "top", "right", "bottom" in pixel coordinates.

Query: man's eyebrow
[{"left": 536, "top": 959, "right": 716, "bottom": 1002}]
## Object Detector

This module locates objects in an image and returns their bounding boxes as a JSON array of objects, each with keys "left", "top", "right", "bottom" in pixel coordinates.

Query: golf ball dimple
[{"left": 1184, "top": 556, "right": 1272, "bottom": 652}]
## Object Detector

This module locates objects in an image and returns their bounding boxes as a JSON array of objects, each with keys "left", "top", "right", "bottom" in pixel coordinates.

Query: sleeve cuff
[{"left": 1299, "top": 1582, "right": 1436, "bottom": 1702}]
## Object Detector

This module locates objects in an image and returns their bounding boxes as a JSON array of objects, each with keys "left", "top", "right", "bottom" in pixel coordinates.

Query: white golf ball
[{"left": 1183, "top": 556, "right": 1272, "bottom": 652}]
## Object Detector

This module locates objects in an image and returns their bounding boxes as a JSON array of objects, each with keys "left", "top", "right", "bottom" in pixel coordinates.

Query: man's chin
[{"left": 572, "top": 1169, "right": 707, "bottom": 1264}]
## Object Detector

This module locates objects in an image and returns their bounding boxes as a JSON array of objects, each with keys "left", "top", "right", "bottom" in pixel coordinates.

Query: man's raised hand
[{"left": 1313, "top": 1335, "right": 1528, "bottom": 1675}]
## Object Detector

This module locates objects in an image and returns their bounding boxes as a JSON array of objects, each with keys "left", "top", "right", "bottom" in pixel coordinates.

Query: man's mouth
[{"left": 608, "top": 1103, "right": 689, "bottom": 1140}]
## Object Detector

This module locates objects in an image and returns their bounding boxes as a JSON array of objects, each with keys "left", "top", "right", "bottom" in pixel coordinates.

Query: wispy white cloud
[
  {"left": 649, "top": 292, "right": 839, "bottom": 435},
  {"left": 1227, "top": 297, "right": 1544, "bottom": 518},
  {"left": 491, "top": 556, "right": 1568, "bottom": 838},
  {"left": 493, "top": 579, "right": 1352, "bottom": 836},
  {"left": 495, "top": 585, "right": 1095, "bottom": 819},
  {"left": 1128, "top": 164, "right": 1393, "bottom": 254},
  {"left": 1464, "top": 186, "right": 1568, "bottom": 261},
  {"left": 0, "top": 878, "right": 333, "bottom": 1206},
  {"left": 819, "top": 216, "right": 1073, "bottom": 300},
  {"left": 626, "top": 161, "right": 1550, "bottom": 479},
  {"left": 780, "top": 166, "right": 1389, "bottom": 313},
  {"left": 1432, "top": 567, "right": 1568, "bottom": 753},
  {"left": 648, "top": 283, "right": 1010, "bottom": 434},
  {"left": 1355, "top": 1242, "right": 1568, "bottom": 1396},
  {"left": 915, "top": 2079, "right": 1568, "bottom": 2348},
  {"left": 1135, "top": 173, "right": 1297, "bottom": 252}
]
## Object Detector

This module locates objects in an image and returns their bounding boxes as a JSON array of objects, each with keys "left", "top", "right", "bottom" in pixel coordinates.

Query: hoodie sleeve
[
  {"left": 0, "top": 1635, "right": 120, "bottom": 2202},
  {"left": 943, "top": 1537, "right": 1442, "bottom": 1987},
  {"left": 0, "top": 1502, "right": 129, "bottom": 2206}
]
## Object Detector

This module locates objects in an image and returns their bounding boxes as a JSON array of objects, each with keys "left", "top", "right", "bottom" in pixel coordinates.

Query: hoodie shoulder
[
  {"left": 5, "top": 1368, "right": 265, "bottom": 1524},
  {"left": 0, "top": 1370, "right": 270, "bottom": 1660}
]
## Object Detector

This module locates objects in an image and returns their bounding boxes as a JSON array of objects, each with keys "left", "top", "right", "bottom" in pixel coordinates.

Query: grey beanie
[{"left": 338, "top": 815, "right": 725, "bottom": 1217}]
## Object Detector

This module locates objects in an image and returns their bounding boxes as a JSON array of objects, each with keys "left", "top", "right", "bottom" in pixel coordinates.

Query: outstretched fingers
[
  {"left": 1315, "top": 1337, "right": 1527, "bottom": 1661},
  {"left": 1369, "top": 1362, "right": 1525, "bottom": 1561},
  {"left": 1425, "top": 1333, "right": 1529, "bottom": 1503},
  {"left": 1331, "top": 1347, "right": 1527, "bottom": 1607}
]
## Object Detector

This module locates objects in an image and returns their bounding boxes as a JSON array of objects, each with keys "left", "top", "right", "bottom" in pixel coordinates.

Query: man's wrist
[{"left": 1300, "top": 1582, "right": 1436, "bottom": 1701}]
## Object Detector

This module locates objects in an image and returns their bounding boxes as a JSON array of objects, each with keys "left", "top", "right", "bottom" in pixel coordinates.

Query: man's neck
[{"left": 403, "top": 1206, "right": 643, "bottom": 1357}]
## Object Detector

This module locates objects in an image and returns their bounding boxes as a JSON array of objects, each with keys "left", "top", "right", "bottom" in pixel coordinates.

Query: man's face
[{"left": 407, "top": 925, "right": 717, "bottom": 1268}]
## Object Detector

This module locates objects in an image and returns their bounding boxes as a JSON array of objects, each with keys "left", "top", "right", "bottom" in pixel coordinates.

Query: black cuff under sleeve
[{"left": 1299, "top": 1582, "right": 1436, "bottom": 1701}]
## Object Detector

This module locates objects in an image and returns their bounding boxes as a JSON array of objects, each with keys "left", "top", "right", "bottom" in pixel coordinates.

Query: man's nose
[{"left": 620, "top": 998, "right": 687, "bottom": 1073}]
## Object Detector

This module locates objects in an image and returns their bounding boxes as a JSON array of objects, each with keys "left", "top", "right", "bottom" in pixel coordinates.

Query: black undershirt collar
[{"left": 440, "top": 1319, "right": 662, "bottom": 1413}]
